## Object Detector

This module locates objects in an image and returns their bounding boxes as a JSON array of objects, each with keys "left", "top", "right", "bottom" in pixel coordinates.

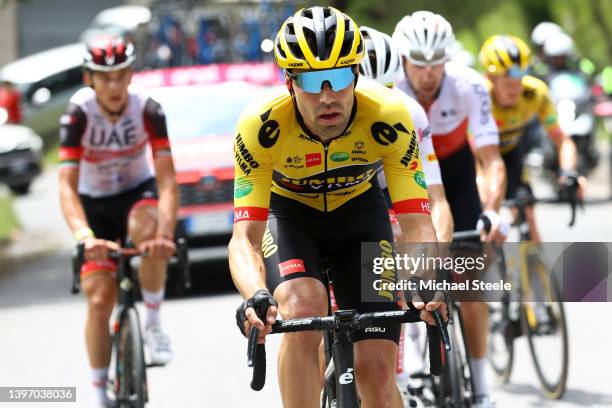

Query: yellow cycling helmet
[
  {"left": 274, "top": 6, "right": 364, "bottom": 70},
  {"left": 480, "top": 35, "right": 532, "bottom": 76}
]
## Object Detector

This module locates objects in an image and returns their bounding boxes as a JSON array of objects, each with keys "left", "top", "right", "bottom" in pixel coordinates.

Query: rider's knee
[
  {"left": 128, "top": 205, "right": 158, "bottom": 244},
  {"left": 355, "top": 350, "right": 396, "bottom": 394},
  {"left": 84, "top": 277, "right": 115, "bottom": 319},
  {"left": 87, "top": 292, "right": 115, "bottom": 320},
  {"left": 281, "top": 295, "right": 327, "bottom": 321},
  {"left": 276, "top": 279, "right": 328, "bottom": 319}
]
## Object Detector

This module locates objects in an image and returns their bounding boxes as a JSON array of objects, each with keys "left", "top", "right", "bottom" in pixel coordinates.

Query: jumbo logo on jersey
[
  {"left": 235, "top": 134, "right": 260, "bottom": 175},
  {"left": 371, "top": 122, "right": 410, "bottom": 146},
  {"left": 273, "top": 164, "right": 378, "bottom": 193},
  {"left": 258, "top": 108, "right": 280, "bottom": 148},
  {"left": 400, "top": 131, "right": 420, "bottom": 167}
]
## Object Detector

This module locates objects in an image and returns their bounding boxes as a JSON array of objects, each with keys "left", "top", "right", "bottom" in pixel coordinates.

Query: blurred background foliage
[{"left": 334, "top": 0, "right": 612, "bottom": 70}]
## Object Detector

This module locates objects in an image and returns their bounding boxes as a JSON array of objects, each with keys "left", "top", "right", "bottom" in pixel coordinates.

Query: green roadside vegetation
[
  {"left": 44, "top": 142, "right": 59, "bottom": 166},
  {"left": 0, "top": 193, "right": 20, "bottom": 242},
  {"left": 338, "top": 0, "right": 612, "bottom": 74}
]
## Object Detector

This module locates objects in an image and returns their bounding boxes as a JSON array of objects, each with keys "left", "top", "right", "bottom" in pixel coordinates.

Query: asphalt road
[{"left": 1, "top": 158, "right": 611, "bottom": 407}]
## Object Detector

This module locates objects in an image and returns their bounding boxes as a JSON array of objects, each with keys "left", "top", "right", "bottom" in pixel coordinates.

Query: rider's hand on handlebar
[
  {"left": 558, "top": 173, "right": 587, "bottom": 202},
  {"left": 138, "top": 236, "right": 176, "bottom": 260},
  {"left": 83, "top": 237, "right": 120, "bottom": 261},
  {"left": 411, "top": 291, "right": 448, "bottom": 326},
  {"left": 237, "top": 289, "right": 278, "bottom": 344},
  {"left": 478, "top": 210, "right": 507, "bottom": 245}
]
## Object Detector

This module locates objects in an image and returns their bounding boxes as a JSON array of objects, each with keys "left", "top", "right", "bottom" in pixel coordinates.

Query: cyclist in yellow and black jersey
[
  {"left": 480, "top": 34, "right": 586, "bottom": 242},
  {"left": 230, "top": 7, "right": 444, "bottom": 408}
]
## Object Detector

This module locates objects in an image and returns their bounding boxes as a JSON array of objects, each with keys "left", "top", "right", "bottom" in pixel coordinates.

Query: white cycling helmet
[
  {"left": 543, "top": 31, "right": 575, "bottom": 57},
  {"left": 531, "top": 21, "right": 563, "bottom": 48},
  {"left": 358, "top": 26, "right": 401, "bottom": 86},
  {"left": 392, "top": 11, "right": 455, "bottom": 66}
]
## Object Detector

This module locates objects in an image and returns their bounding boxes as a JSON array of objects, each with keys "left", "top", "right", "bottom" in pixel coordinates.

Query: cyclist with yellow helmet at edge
[
  {"left": 231, "top": 6, "right": 446, "bottom": 407},
  {"left": 479, "top": 34, "right": 586, "bottom": 242}
]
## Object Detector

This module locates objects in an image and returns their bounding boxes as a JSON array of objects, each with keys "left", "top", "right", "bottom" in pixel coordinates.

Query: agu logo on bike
[
  {"left": 234, "top": 177, "right": 253, "bottom": 198},
  {"left": 414, "top": 171, "right": 426, "bottom": 190}
]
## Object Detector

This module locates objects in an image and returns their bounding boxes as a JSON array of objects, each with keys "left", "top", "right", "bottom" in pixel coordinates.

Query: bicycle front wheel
[
  {"left": 487, "top": 302, "right": 514, "bottom": 383},
  {"left": 437, "top": 307, "right": 472, "bottom": 408},
  {"left": 521, "top": 255, "right": 569, "bottom": 399},
  {"left": 115, "top": 307, "right": 147, "bottom": 408}
]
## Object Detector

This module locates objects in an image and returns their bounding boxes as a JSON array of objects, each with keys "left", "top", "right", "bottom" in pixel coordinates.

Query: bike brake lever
[{"left": 432, "top": 310, "right": 451, "bottom": 352}]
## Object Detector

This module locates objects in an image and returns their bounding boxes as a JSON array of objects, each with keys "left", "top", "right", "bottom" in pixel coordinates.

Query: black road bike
[{"left": 71, "top": 239, "right": 189, "bottom": 407}]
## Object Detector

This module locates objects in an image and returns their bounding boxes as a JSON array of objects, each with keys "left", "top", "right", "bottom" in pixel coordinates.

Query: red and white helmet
[
  {"left": 83, "top": 35, "right": 135, "bottom": 72},
  {"left": 359, "top": 26, "right": 402, "bottom": 86},
  {"left": 392, "top": 11, "right": 455, "bottom": 66}
]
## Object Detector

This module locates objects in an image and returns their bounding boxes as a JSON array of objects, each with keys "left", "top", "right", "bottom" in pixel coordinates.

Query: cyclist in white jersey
[
  {"left": 359, "top": 26, "right": 452, "bottom": 242},
  {"left": 393, "top": 12, "right": 507, "bottom": 408},
  {"left": 58, "top": 36, "right": 178, "bottom": 408},
  {"left": 359, "top": 26, "right": 455, "bottom": 407}
]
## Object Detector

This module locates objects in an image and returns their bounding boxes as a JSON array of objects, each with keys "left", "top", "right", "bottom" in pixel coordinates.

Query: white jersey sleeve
[{"left": 451, "top": 63, "right": 500, "bottom": 148}]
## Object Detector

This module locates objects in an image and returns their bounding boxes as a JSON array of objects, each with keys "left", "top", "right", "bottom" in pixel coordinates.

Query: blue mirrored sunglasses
[
  {"left": 288, "top": 67, "right": 355, "bottom": 93},
  {"left": 507, "top": 66, "right": 528, "bottom": 79}
]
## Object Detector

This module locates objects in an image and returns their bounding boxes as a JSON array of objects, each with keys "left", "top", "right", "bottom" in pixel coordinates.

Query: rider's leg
[
  {"left": 128, "top": 204, "right": 173, "bottom": 364},
  {"left": 275, "top": 277, "right": 329, "bottom": 408},
  {"left": 82, "top": 267, "right": 117, "bottom": 406},
  {"left": 460, "top": 302, "right": 490, "bottom": 398},
  {"left": 355, "top": 339, "right": 403, "bottom": 408},
  {"left": 128, "top": 205, "right": 167, "bottom": 328}
]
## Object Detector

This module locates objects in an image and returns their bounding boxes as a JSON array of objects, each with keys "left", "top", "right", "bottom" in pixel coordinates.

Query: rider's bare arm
[
  {"left": 476, "top": 145, "right": 507, "bottom": 212},
  {"left": 428, "top": 184, "right": 454, "bottom": 242},
  {"left": 228, "top": 220, "right": 268, "bottom": 299},
  {"left": 396, "top": 213, "right": 437, "bottom": 243},
  {"left": 59, "top": 167, "right": 89, "bottom": 234},
  {"left": 549, "top": 127, "right": 579, "bottom": 171},
  {"left": 152, "top": 156, "right": 178, "bottom": 239}
]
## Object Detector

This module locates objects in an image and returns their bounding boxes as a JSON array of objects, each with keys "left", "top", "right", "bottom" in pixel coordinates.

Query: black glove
[{"left": 236, "top": 289, "right": 278, "bottom": 337}]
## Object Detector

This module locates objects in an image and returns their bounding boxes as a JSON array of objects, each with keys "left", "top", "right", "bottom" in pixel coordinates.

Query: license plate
[{"left": 186, "top": 210, "right": 233, "bottom": 235}]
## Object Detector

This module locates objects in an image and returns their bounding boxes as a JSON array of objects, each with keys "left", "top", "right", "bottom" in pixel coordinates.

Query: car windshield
[{"left": 149, "top": 83, "right": 270, "bottom": 140}]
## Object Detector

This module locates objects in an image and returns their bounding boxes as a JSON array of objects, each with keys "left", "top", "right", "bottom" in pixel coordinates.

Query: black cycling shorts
[
  {"left": 503, "top": 144, "right": 533, "bottom": 200},
  {"left": 263, "top": 186, "right": 402, "bottom": 344},
  {"left": 80, "top": 178, "right": 158, "bottom": 243},
  {"left": 439, "top": 145, "right": 482, "bottom": 232}
]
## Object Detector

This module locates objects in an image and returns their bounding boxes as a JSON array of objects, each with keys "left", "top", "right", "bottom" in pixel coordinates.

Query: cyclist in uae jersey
[
  {"left": 231, "top": 7, "right": 444, "bottom": 408},
  {"left": 358, "top": 26, "right": 452, "bottom": 243},
  {"left": 479, "top": 34, "right": 585, "bottom": 242},
  {"left": 58, "top": 36, "right": 178, "bottom": 408},
  {"left": 393, "top": 11, "right": 507, "bottom": 408}
]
